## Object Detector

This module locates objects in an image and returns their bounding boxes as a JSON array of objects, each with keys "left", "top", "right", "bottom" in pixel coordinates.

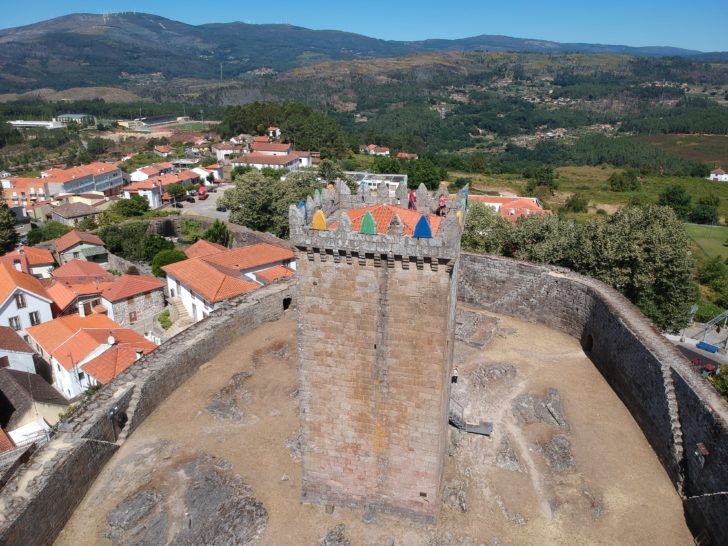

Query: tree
[
  {"left": 658, "top": 185, "right": 692, "bottom": 220},
  {"left": 180, "top": 219, "right": 203, "bottom": 243},
  {"left": 26, "top": 221, "right": 71, "bottom": 245},
  {"left": 318, "top": 159, "right": 343, "bottom": 183},
  {"left": 76, "top": 216, "right": 98, "bottom": 231},
  {"left": 373, "top": 156, "right": 403, "bottom": 175},
  {"left": 689, "top": 204, "right": 719, "bottom": 225},
  {"left": 408, "top": 158, "right": 442, "bottom": 190},
  {"left": 202, "top": 220, "right": 231, "bottom": 247},
  {"left": 166, "top": 184, "right": 187, "bottom": 205},
  {"left": 108, "top": 195, "right": 149, "bottom": 218},
  {"left": 525, "top": 166, "right": 559, "bottom": 194},
  {"left": 561, "top": 193, "right": 588, "bottom": 213},
  {"left": 220, "top": 170, "right": 320, "bottom": 238},
  {"left": 608, "top": 170, "right": 641, "bottom": 192},
  {"left": 0, "top": 203, "right": 18, "bottom": 253},
  {"left": 200, "top": 156, "right": 217, "bottom": 167},
  {"left": 461, "top": 201, "right": 511, "bottom": 255},
  {"left": 152, "top": 249, "right": 187, "bottom": 277}
]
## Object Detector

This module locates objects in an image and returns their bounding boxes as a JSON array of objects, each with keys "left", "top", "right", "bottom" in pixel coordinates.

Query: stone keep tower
[{"left": 290, "top": 191, "right": 463, "bottom": 523}]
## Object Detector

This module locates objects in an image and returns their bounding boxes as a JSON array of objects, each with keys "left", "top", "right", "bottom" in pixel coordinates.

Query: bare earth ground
[{"left": 55, "top": 309, "right": 693, "bottom": 546}]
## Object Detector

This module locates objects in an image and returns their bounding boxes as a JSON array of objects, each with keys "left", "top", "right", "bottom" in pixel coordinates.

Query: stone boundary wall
[
  {"left": 106, "top": 252, "right": 152, "bottom": 276},
  {"left": 0, "top": 280, "right": 294, "bottom": 546},
  {"left": 459, "top": 252, "right": 728, "bottom": 544}
]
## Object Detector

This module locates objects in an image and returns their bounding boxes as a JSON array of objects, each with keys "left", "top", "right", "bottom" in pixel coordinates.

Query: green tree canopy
[
  {"left": 0, "top": 203, "right": 18, "bottom": 253},
  {"left": 26, "top": 221, "right": 71, "bottom": 245},
  {"left": 166, "top": 184, "right": 187, "bottom": 204},
  {"left": 220, "top": 170, "right": 320, "bottom": 238},
  {"left": 658, "top": 185, "right": 692, "bottom": 220},
  {"left": 152, "top": 249, "right": 187, "bottom": 277},
  {"left": 461, "top": 201, "right": 511, "bottom": 255},
  {"left": 202, "top": 220, "right": 232, "bottom": 247}
]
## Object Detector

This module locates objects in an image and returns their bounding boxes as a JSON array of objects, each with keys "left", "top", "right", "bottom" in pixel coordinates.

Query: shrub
[
  {"left": 694, "top": 300, "right": 723, "bottom": 323},
  {"left": 158, "top": 309, "right": 172, "bottom": 330},
  {"left": 152, "top": 249, "right": 187, "bottom": 277}
]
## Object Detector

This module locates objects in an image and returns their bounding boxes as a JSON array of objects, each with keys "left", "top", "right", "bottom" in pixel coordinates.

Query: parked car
[
  {"left": 216, "top": 206, "right": 227, "bottom": 212},
  {"left": 186, "top": 196, "right": 195, "bottom": 203},
  {"left": 172, "top": 202, "right": 184, "bottom": 208}
]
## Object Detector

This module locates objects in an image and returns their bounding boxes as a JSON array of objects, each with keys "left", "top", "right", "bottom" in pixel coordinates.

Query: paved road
[{"left": 177, "top": 183, "right": 232, "bottom": 221}]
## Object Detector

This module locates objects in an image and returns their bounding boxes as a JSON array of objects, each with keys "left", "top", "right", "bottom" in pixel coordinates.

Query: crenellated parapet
[{"left": 289, "top": 204, "right": 463, "bottom": 268}]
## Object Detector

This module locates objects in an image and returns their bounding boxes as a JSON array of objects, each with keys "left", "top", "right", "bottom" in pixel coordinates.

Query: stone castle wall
[
  {"left": 291, "top": 199, "right": 462, "bottom": 522},
  {"left": 458, "top": 252, "right": 728, "bottom": 544},
  {"left": 0, "top": 280, "right": 294, "bottom": 546}
]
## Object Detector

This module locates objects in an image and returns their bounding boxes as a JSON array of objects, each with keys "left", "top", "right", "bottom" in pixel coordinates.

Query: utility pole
[{"left": 220, "top": 63, "right": 223, "bottom": 82}]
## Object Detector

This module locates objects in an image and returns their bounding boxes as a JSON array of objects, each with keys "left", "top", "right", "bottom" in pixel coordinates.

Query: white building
[
  {"left": 231, "top": 153, "right": 301, "bottom": 172},
  {"left": 0, "top": 326, "right": 36, "bottom": 373},
  {"left": 9, "top": 119, "right": 66, "bottom": 130},
  {"left": 708, "top": 168, "right": 728, "bottom": 182},
  {"left": 163, "top": 242, "right": 296, "bottom": 323},
  {"left": 0, "top": 264, "right": 53, "bottom": 343},
  {"left": 130, "top": 162, "right": 174, "bottom": 182},
  {"left": 27, "top": 314, "right": 157, "bottom": 399}
]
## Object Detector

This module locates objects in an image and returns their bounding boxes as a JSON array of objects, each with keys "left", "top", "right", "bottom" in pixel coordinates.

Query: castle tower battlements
[{"left": 291, "top": 184, "right": 464, "bottom": 522}]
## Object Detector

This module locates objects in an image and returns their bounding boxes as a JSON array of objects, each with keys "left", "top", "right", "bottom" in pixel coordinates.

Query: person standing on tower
[{"left": 408, "top": 189, "right": 417, "bottom": 210}]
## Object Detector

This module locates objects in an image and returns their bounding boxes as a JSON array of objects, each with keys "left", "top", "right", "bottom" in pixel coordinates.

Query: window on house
[
  {"left": 29, "top": 311, "right": 40, "bottom": 326},
  {"left": 0, "top": 356, "right": 9, "bottom": 369},
  {"left": 56, "top": 363, "right": 61, "bottom": 372},
  {"left": 78, "top": 371, "right": 85, "bottom": 381},
  {"left": 8, "top": 316, "right": 21, "bottom": 331},
  {"left": 23, "top": 335, "right": 30, "bottom": 343},
  {"left": 145, "top": 292, "right": 151, "bottom": 300},
  {"left": 15, "top": 293, "right": 26, "bottom": 309},
  {"left": 73, "top": 252, "right": 80, "bottom": 259},
  {"left": 129, "top": 311, "right": 137, "bottom": 323}
]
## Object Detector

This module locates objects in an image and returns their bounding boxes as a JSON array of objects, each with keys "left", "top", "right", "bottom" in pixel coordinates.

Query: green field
[{"left": 685, "top": 223, "right": 728, "bottom": 259}]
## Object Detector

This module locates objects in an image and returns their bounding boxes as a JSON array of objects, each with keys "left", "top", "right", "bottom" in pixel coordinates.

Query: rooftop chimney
[{"left": 135, "top": 349, "right": 144, "bottom": 360}]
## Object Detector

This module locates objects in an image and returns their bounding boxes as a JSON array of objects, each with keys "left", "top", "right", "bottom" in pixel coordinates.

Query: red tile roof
[
  {"left": 42, "top": 162, "right": 119, "bottom": 184},
  {"left": 101, "top": 275, "right": 164, "bottom": 303},
  {"left": 26, "top": 314, "right": 119, "bottom": 370},
  {"left": 334, "top": 204, "right": 442, "bottom": 236},
  {"left": 0, "top": 326, "right": 34, "bottom": 353},
  {"left": 52, "top": 260, "right": 112, "bottom": 282},
  {"left": 46, "top": 279, "right": 112, "bottom": 313},
  {"left": 0, "top": 429, "right": 15, "bottom": 453},
  {"left": 154, "top": 145, "right": 174, "bottom": 153},
  {"left": 201, "top": 243, "right": 294, "bottom": 272},
  {"left": 163, "top": 259, "right": 259, "bottom": 303},
  {"left": 465, "top": 195, "right": 552, "bottom": 223},
  {"left": 234, "top": 153, "right": 298, "bottom": 166},
  {"left": 0, "top": 246, "right": 54, "bottom": 273},
  {"left": 53, "top": 230, "right": 105, "bottom": 254},
  {"left": 253, "top": 136, "right": 271, "bottom": 143},
  {"left": 251, "top": 142, "right": 292, "bottom": 154},
  {"left": 255, "top": 266, "right": 295, "bottom": 284},
  {"left": 185, "top": 239, "right": 227, "bottom": 259},
  {"left": 712, "top": 168, "right": 726, "bottom": 175},
  {"left": 80, "top": 332, "right": 156, "bottom": 384},
  {"left": 124, "top": 170, "right": 200, "bottom": 192},
  {"left": 0, "top": 263, "right": 51, "bottom": 305}
]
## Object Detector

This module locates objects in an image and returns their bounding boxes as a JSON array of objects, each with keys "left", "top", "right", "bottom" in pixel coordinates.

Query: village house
[
  {"left": 0, "top": 246, "right": 55, "bottom": 278},
  {"left": 213, "top": 143, "right": 247, "bottom": 162},
  {"left": 359, "top": 144, "right": 390, "bottom": 156},
  {"left": 129, "top": 162, "right": 174, "bottom": 183},
  {"left": 0, "top": 176, "right": 49, "bottom": 210},
  {"left": 0, "top": 326, "right": 37, "bottom": 374},
  {"left": 153, "top": 145, "right": 175, "bottom": 158},
  {"left": 0, "top": 368, "right": 68, "bottom": 429},
  {"left": 45, "top": 260, "right": 113, "bottom": 316},
  {"left": 708, "top": 168, "right": 728, "bottom": 182},
  {"left": 0, "top": 264, "right": 53, "bottom": 343},
  {"left": 251, "top": 141, "right": 292, "bottom": 155},
  {"left": 466, "top": 195, "right": 552, "bottom": 223},
  {"left": 99, "top": 275, "right": 166, "bottom": 329},
  {"left": 40, "top": 162, "right": 124, "bottom": 197},
  {"left": 123, "top": 170, "right": 201, "bottom": 209},
  {"left": 396, "top": 152, "right": 419, "bottom": 160},
  {"left": 231, "top": 153, "right": 301, "bottom": 172},
  {"left": 50, "top": 202, "right": 100, "bottom": 226},
  {"left": 267, "top": 126, "right": 281, "bottom": 139},
  {"left": 163, "top": 241, "right": 295, "bottom": 323},
  {"left": 192, "top": 164, "right": 224, "bottom": 183},
  {"left": 27, "top": 314, "right": 157, "bottom": 399},
  {"left": 52, "top": 230, "right": 108, "bottom": 266}
]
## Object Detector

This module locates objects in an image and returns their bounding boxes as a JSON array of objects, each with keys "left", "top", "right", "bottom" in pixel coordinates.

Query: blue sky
[{"left": 2, "top": 1, "right": 727, "bottom": 52}]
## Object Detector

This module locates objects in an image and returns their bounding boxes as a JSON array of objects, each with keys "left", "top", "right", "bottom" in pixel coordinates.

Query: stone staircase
[{"left": 163, "top": 297, "right": 195, "bottom": 339}]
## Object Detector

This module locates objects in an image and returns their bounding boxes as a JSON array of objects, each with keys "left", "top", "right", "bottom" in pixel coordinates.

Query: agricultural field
[
  {"left": 639, "top": 134, "right": 728, "bottom": 166},
  {"left": 685, "top": 223, "right": 728, "bottom": 260}
]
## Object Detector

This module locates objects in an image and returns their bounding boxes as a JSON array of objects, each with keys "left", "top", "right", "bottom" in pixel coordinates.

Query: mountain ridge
[{"left": 0, "top": 12, "right": 723, "bottom": 94}]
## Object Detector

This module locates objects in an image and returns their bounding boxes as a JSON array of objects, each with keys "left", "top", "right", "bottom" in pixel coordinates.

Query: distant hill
[{"left": 0, "top": 12, "right": 714, "bottom": 93}]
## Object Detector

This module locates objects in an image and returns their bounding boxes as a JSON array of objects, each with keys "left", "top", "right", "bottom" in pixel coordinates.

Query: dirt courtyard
[{"left": 56, "top": 308, "right": 693, "bottom": 545}]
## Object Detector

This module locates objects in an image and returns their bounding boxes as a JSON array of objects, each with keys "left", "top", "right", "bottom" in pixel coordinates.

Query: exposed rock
[
  {"left": 105, "top": 454, "right": 267, "bottom": 546},
  {"left": 494, "top": 495, "right": 527, "bottom": 525},
  {"left": 455, "top": 310, "right": 499, "bottom": 348},
  {"left": 582, "top": 485, "right": 604, "bottom": 518},
  {"left": 206, "top": 371, "right": 253, "bottom": 421},
  {"left": 511, "top": 388, "right": 567, "bottom": 428},
  {"left": 494, "top": 436, "right": 522, "bottom": 472},
  {"left": 319, "top": 524, "right": 350, "bottom": 546},
  {"left": 471, "top": 363, "right": 516, "bottom": 388},
  {"left": 443, "top": 479, "right": 468, "bottom": 512},
  {"left": 544, "top": 434, "right": 575, "bottom": 472},
  {"left": 361, "top": 504, "right": 377, "bottom": 524},
  {"left": 272, "top": 342, "right": 289, "bottom": 359},
  {"left": 428, "top": 530, "right": 476, "bottom": 546},
  {"left": 286, "top": 430, "right": 304, "bottom": 462}
]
